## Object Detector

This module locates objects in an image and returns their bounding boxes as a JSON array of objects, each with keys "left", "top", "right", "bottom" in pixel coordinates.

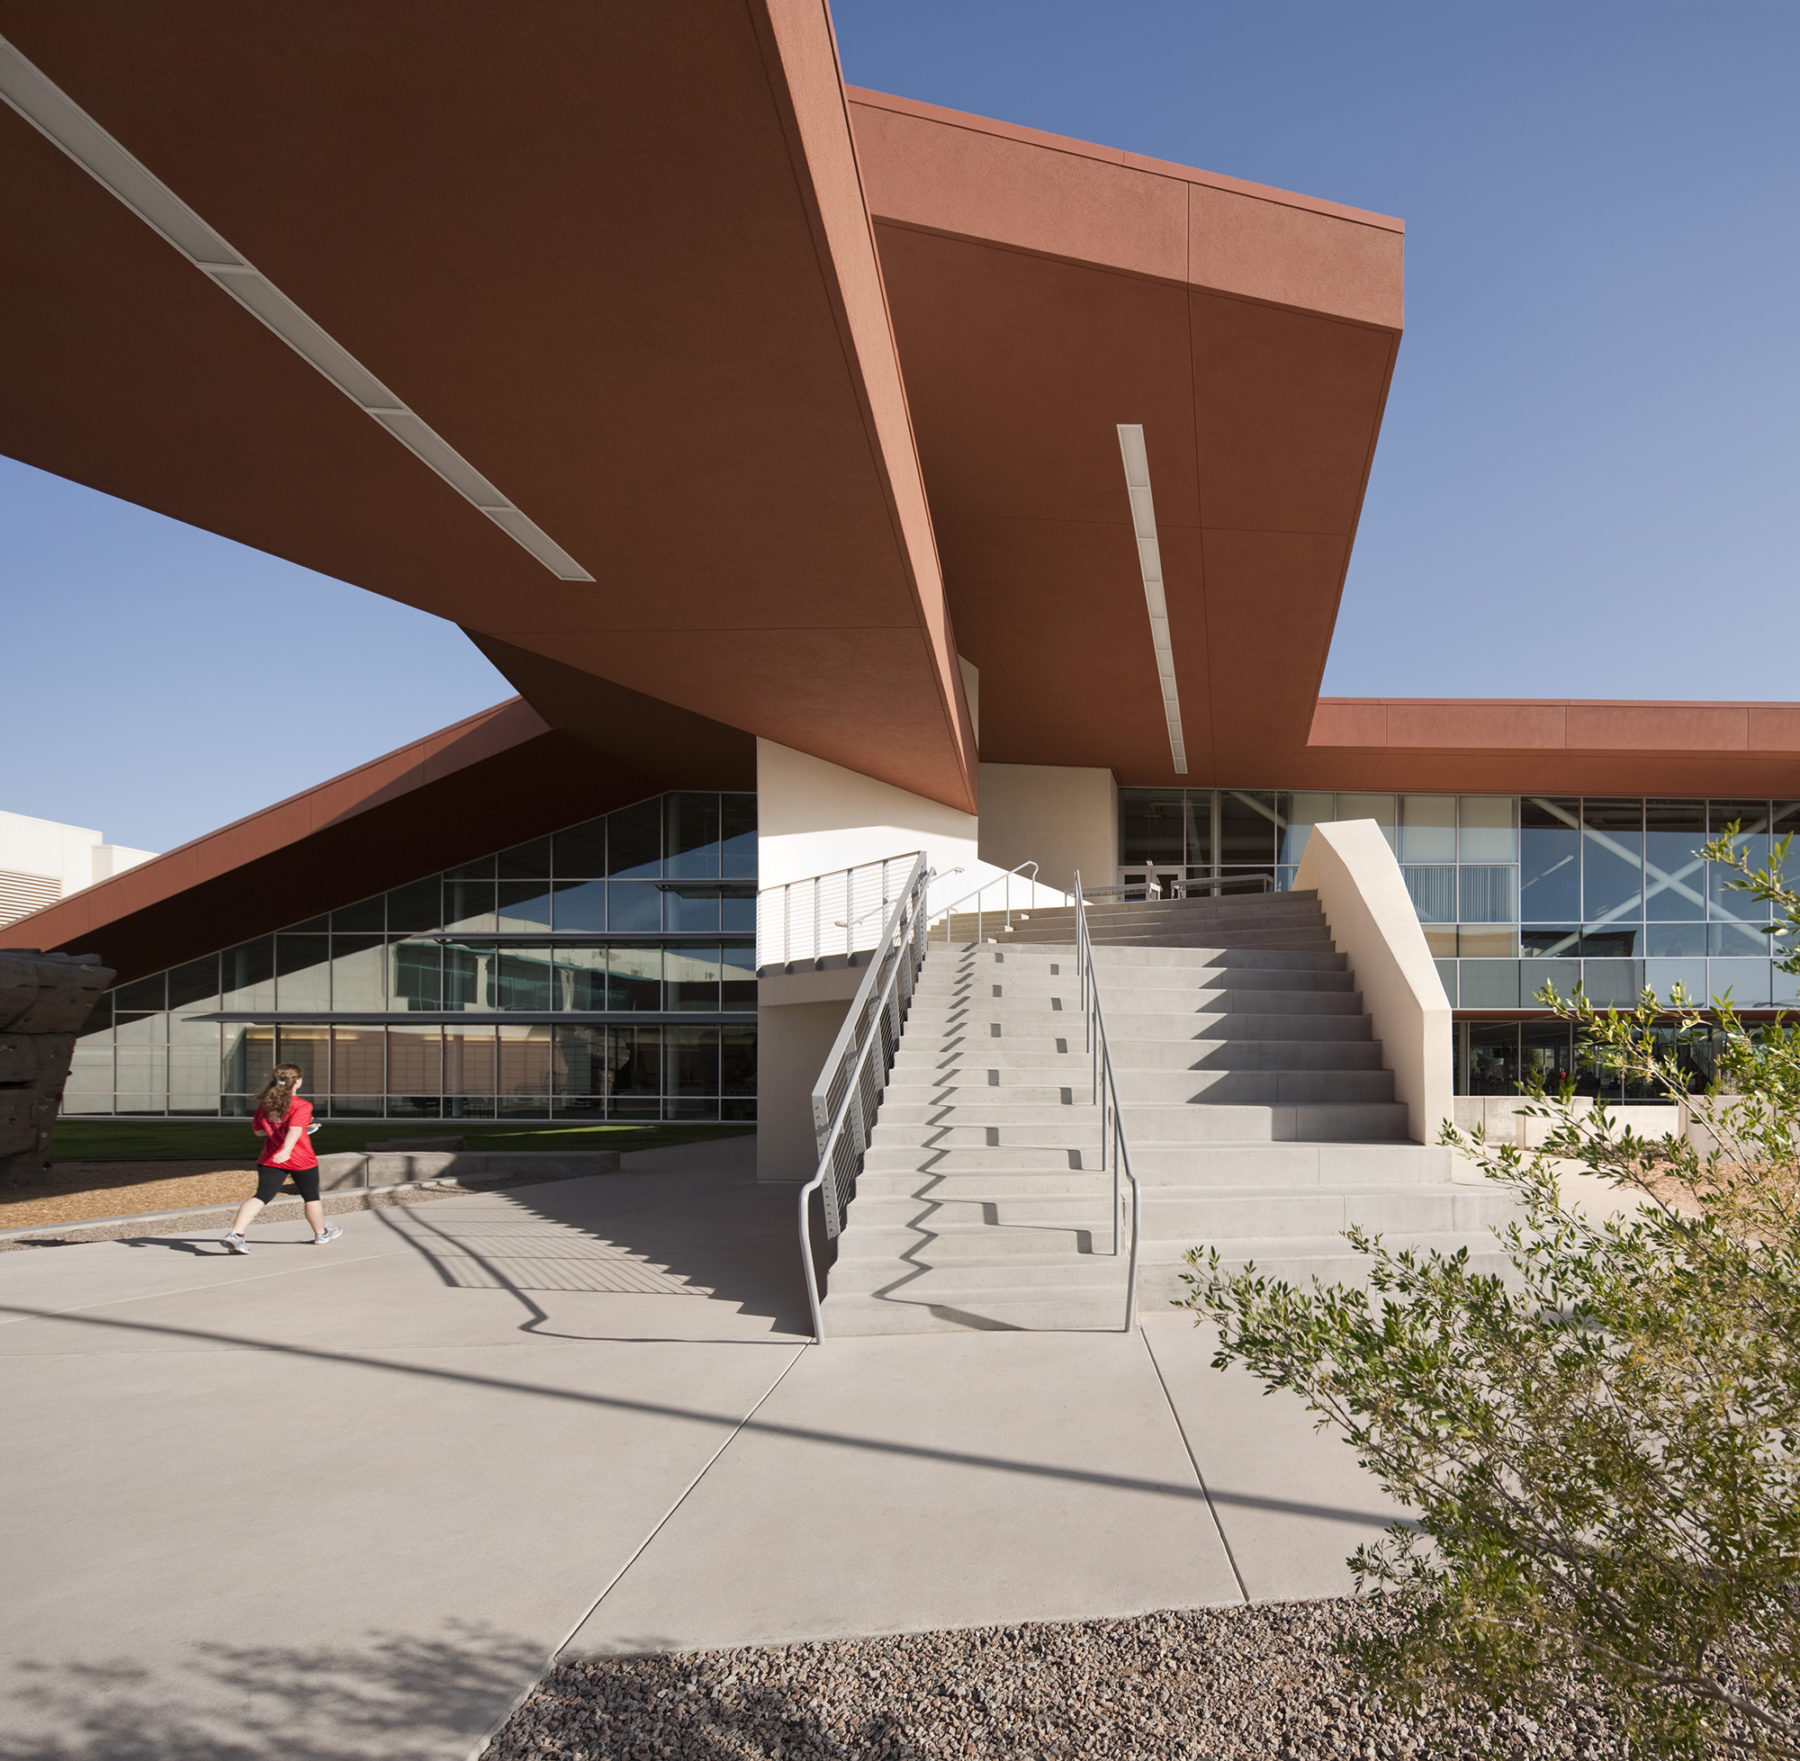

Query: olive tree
[{"left": 1179, "top": 831, "right": 1800, "bottom": 1757}]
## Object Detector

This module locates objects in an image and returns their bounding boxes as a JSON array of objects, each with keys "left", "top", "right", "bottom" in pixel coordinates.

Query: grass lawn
[{"left": 52, "top": 1118, "right": 756, "bottom": 1163}]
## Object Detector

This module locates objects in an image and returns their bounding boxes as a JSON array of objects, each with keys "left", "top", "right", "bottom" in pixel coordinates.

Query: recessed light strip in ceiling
[
  {"left": 0, "top": 36, "right": 594, "bottom": 583},
  {"left": 1116, "top": 423, "right": 1188, "bottom": 774}
]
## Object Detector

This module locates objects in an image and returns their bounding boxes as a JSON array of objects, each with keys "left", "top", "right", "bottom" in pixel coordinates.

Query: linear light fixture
[
  {"left": 1116, "top": 424, "right": 1187, "bottom": 774},
  {"left": 0, "top": 35, "right": 594, "bottom": 582}
]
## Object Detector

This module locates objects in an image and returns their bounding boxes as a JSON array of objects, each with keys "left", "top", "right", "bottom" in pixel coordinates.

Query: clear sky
[{"left": 4, "top": 1, "right": 1797, "bottom": 854}]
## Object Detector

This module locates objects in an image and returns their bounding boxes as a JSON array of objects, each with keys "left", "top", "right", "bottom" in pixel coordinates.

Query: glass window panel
[
  {"left": 1646, "top": 922, "right": 1707, "bottom": 957},
  {"left": 167, "top": 957, "right": 219, "bottom": 1012},
  {"left": 1434, "top": 957, "right": 1457, "bottom": 1003},
  {"left": 168, "top": 1016, "right": 220, "bottom": 1114},
  {"left": 1520, "top": 958, "right": 1581, "bottom": 1006},
  {"left": 1520, "top": 798, "right": 1581, "bottom": 920},
  {"left": 328, "top": 1096, "right": 385, "bottom": 1119},
  {"left": 274, "top": 1026, "right": 328, "bottom": 1094},
  {"left": 492, "top": 948, "right": 553, "bottom": 1011},
  {"left": 667, "top": 945, "right": 721, "bottom": 1011},
  {"left": 1458, "top": 796, "right": 1519, "bottom": 863},
  {"left": 1774, "top": 801, "right": 1800, "bottom": 837},
  {"left": 1580, "top": 960, "right": 1642, "bottom": 1009},
  {"left": 722, "top": 946, "right": 756, "bottom": 1011},
  {"left": 1457, "top": 961, "right": 1520, "bottom": 1009},
  {"left": 1521, "top": 1020, "right": 1574, "bottom": 1089},
  {"left": 445, "top": 854, "right": 496, "bottom": 881},
  {"left": 1772, "top": 964, "right": 1800, "bottom": 1007},
  {"left": 286, "top": 915, "right": 330, "bottom": 934},
  {"left": 1522, "top": 926, "right": 1582, "bottom": 958},
  {"left": 607, "top": 798, "right": 662, "bottom": 878},
  {"left": 722, "top": 887, "right": 756, "bottom": 934},
  {"left": 608, "top": 881, "right": 661, "bottom": 932},
  {"left": 1422, "top": 927, "right": 1457, "bottom": 956},
  {"left": 1118, "top": 789, "right": 1187, "bottom": 867},
  {"left": 386, "top": 1025, "right": 442, "bottom": 1105},
  {"left": 1335, "top": 792, "right": 1397, "bottom": 851},
  {"left": 1581, "top": 799, "right": 1643, "bottom": 921},
  {"left": 389, "top": 940, "right": 442, "bottom": 1011},
  {"left": 722, "top": 1025, "right": 757, "bottom": 1096},
  {"left": 1708, "top": 959, "right": 1771, "bottom": 1008},
  {"left": 1219, "top": 790, "right": 1279, "bottom": 864},
  {"left": 663, "top": 885, "right": 721, "bottom": 932},
  {"left": 386, "top": 878, "right": 442, "bottom": 934},
  {"left": 552, "top": 1024, "right": 608, "bottom": 1115},
  {"left": 330, "top": 1026, "right": 385, "bottom": 1097},
  {"left": 1582, "top": 925, "right": 1641, "bottom": 958},
  {"left": 1280, "top": 792, "right": 1334, "bottom": 866},
  {"left": 497, "top": 836, "right": 552, "bottom": 880},
  {"left": 665, "top": 1025, "right": 719, "bottom": 1097},
  {"left": 553, "top": 945, "right": 608, "bottom": 1011},
  {"left": 331, "top": 894, "right": 386, "bottom": 934},
  {"left": 221, "top": 938, "right": 276, "bottom": 1013},
  {"left": 1642, "top": 801, "right": 1708, "bottom": 921},
  {"left": 722, "top": 1098, "right": 757, "bottom": 1123},
  {"left": 1459, "top": 927, "right": 1519, "bottom": 957},
  {"left": 551, "top": 879, "right": 608, "bottom": 932},
  {"left": 1402, "top": 866, "right": 1457, "bottom": 923},
  {"left": 1710, "top": 920, "right": 1774, "bottom": 958},
  {"left": 498, "top": 1025, "right": 553, "bottom": 1103},
  {"left": 1465, "top": 1022, "right": 1520, "bottom": 1093},
  {"left": 1183, "top": 793, "right": 1213, "bottom": 872},
  {"left": 221, "top": 1025, "right": 263, "bottom": 1097},
  {"left": 721, "top": 794, "right": 757, "bottom": 878},
  {"left": 114, "top": 973, "right": 166, "bottom": 1013},
  {"left": 329, "top": 935, "right": 387, "bottom": 1009},
  {"left": 553, "top": 817, "right": 608, "bottom": 879},
  {"left": 665, "top": 793, "right": 722, "bottom": 878},
  {"left": 442, "top": 943, "right": 485, "bottom": 1011},
  {"left": 1459, "top": 866, "right": 1518, "bottom": 924},
  {"left": 78, "top": 991, "right": 113, "bottom": 1038},
  {"left": 496, "top": 882, "right": 554, "bottom": 933},
  {"left": 608, "top": 1024, "right": 663, "bottom": 1117},
  {"left": 273, "top": 935, "right": 331, "bottom": 1010},
  {"left": 1399, "top": 795, "right": 1456, "bottom": 863},
  {"left": 114, "top": 1014, "right": 166, "bottom": 1112},
  {"left": 443, "top": 1026, "right": 497, "bottom": 1098},
  {"left": 1645, "top": 959, "right": 1709, "bottom": 1008},
  {"left": 609, "top": 947, "right": 662, "bottom": 1010},
  {"left": 1708, "top": 800, "right": 1772, "bottom": 920},
  {"left": 443, "top": 878, "right": 495, "bottom": 933},
  {"left": 65, "top": 1033, "right": 114, "bottom": 1112}
]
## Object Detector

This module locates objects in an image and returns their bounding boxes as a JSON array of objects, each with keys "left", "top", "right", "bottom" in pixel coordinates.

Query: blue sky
[{"left": 5, "top": 1, "right": 1797, "bottom": 853}]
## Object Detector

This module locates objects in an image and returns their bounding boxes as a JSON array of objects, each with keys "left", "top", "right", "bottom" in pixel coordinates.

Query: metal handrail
[
  {"left": 1072, "top": 868, "right": 1142, "bottom": 1332},
  {"left": 932, "top": 859, "right": 1057, "bottom": 943},
  {"left": 798, "top": 852, "right": 933, "bottom": 1340}
]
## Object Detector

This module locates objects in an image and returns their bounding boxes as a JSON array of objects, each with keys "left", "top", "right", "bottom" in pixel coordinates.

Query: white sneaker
[
  {"left": 223, "top": 1233, "right": 249, "bottom": 1254},
  {"left": 314, "top": 1224, "right": 343, "bottom": 1245}
]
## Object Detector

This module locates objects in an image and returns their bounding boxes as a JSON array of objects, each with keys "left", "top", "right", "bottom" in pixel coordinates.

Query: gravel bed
[{"left": 486, "top": 1600, "right": 1618, "bottom": 1760}]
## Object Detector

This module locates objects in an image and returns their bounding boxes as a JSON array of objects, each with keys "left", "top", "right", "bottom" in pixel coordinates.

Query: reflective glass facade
[
  {"left": 67, "top": 792, "right": 757, "bottom": 1121},
  {"left": 1120, "top": 789, "right": 1800, "bottom": 1091}
]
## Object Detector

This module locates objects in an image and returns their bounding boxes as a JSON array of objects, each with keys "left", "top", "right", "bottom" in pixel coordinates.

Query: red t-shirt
[{"left": 253, "top": 1097, "right": 318, "bottom": 1169}]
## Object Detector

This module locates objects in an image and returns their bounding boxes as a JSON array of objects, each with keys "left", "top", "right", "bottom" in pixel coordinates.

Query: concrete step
[
  {"left": 921, "top": 949, "right": 1350, "bottom": 982},
  {"left": 905, "top": 992, "right": 1368, "bottom": 1029},
  {"left": 1135, "top": 1183, "right": 1519, "bottom": 1241},
  {"left": 820, "top": 1287, "right": 1128, "bottom": 1335},
  {"left": 918, "top": 968, "right": 1358, "bottom": 998},
  {"left": 885, "top": 1043, "right": 1387, "bottom": 1091},
  {"left": 875, "top": 1069, "right": 1396, "bottom": 1123},
  {"left": 833, "top": 1223, "right": 1115, "bottom": 1270},
  {"left": 1132, "top": 1236, "right": 1518, "bottom": 1306},
  {"left": 959, "top": 927, "right": 1334, "bottom": 951}
]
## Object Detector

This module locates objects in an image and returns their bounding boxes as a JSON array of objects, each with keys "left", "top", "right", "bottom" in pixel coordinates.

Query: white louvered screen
[{"left": 0, "top": 869, "right": 62, "bottom": 929}]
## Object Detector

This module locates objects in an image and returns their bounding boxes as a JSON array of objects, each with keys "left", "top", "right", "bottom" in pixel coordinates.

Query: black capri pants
[{"left": 254, "top": 1161, "right": 321, "bottom": 1205}]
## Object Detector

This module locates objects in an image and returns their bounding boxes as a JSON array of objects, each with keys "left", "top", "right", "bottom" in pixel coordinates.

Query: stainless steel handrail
[
  {"left": 798, "top": 852, "right": 932, "bottom": 1340},
  {"left": 932, "top": 859, "right": 1054, "bottom": 943},
  {"left": 1072, "top": 868, "right": 1142, "bottom": 1332}
]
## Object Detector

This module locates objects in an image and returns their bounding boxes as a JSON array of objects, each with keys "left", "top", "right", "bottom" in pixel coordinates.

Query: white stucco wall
[
  {"left": 976, "top": 763, "right": 1118, "bottom": 897},
  {"left": 0, "top": 809, "right": 156, "bottom": 926}
]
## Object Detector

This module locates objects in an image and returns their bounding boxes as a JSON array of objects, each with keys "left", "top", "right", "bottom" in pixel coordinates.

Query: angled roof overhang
[{"left": 0, "top": 2, "right": 975, "bottom": 811}]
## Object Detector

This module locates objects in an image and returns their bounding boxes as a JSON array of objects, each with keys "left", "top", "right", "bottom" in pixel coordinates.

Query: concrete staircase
[{"left": 820, "top": 892, "right": 1517, "bottom": 1336}]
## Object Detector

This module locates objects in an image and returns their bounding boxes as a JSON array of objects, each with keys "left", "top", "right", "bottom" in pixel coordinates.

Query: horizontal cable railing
[
  {"left": 757, "top": 853, "right": 922, "bottom": 971},
  {"left": 1072, "top": 868, "right": 1142, "bottom": 1332},
  {"left": 798, "top": 852, "right": 932, "bottom": 1340}
]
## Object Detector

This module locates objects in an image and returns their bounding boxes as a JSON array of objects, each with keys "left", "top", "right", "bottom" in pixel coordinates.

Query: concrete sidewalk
[{"left": 0, "top": 1135, "right": 1401, "bottom": 1761}]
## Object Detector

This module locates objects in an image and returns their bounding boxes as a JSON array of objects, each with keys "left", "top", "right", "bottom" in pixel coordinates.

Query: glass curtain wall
[
  {"left": 1118, "top": 790, "right": 1800, "bottom": 1091},
  {"left": 67, "top": 791, "right": 758, "bottom": 1122}
]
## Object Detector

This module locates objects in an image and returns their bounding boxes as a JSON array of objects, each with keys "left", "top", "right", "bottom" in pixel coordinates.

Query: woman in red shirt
[{"left": 222, "top": 1064, "right": 342, "bottom": 1253}]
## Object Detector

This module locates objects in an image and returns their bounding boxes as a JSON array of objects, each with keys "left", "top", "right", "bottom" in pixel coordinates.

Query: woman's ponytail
[{"left": 257, "top": 1063, "right": 304, "bottom": 1123}]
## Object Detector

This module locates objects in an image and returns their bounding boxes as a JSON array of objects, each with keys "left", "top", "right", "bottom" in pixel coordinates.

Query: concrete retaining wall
[{"left": 314, "top": 1150, "right": 620, "bottom": 1192}]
